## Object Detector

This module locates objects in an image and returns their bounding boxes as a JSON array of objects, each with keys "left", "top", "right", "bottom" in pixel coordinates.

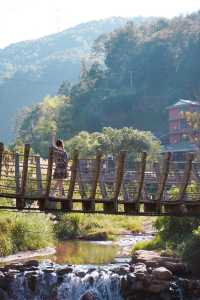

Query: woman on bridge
[{"left": 51, "top": 131, "right": 68, "bottom": 196}]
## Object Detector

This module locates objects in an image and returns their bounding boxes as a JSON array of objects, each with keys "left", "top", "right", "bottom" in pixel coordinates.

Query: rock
[
  {"left": 111, "top": 266, "right": 129, "bottom": 275},
  {"left": 27, "top": 274, "right": 38, "bottom": 293},
  {"left": 163, "top": 262, "right": 189, "bottom": 275},
  {"left": 80, "top": 291, "right": 96, "bottom": 300},
  {"left": 134, "top": 263, "right": 148, "bottom": 280},
  {"left": 24, "top": 260, "right": 39, "bottom": 267},
  {"left": 56, "top": 266, "right": 73, "bottom": 275},
  {"left": 0, "top": 288, "right": 9, "bottom": 300},
  {"left": 76, "top": 271, "right": 86, "bottom": 278},
  {"left": 152, "top": 267, "right": 172, "bottom": 281},
  {"left": 147, "top": 279, "right": 169, "bottom": 294},
  {"left": 4, "top": 263, "right": 24, "bottom": 272}
]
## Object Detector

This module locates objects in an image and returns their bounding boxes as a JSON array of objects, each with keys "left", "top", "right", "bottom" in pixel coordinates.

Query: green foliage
[
  {"left": 16, "top": 95, "right": 71, "bottom": 157},
  {"left": 183, "top": 226, "right": 200, "bottom": 274},
  {"left": 54, "top": 213, "right": 144, "bottom": 240},
  {"left": 0, "top": 213, "right": 54, "bottom": 256},
  {"left": 65, "top": 127, "right": 160, "bottom": 160},
  {"left": 15, "top": 12, "right": 200, "bottom": 149}
]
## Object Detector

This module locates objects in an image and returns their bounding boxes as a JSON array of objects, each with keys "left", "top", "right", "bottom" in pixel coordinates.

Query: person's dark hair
[{"left": 56, "top": 139, "right": 64, "bottom": 148}]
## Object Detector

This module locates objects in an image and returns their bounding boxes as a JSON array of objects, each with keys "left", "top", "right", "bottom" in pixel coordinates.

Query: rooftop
[
  {"left": 167, "top": 99, "right": 200, "bottom": 109},
  {"left": 163, "top": 142, "right": 198, "bottom": 153}
]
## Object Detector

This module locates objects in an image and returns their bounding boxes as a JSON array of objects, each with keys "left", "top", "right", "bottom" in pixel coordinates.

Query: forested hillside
[
  {"left": 17, "top": 11, "right": 200, "bottom": 153},
  {"left": 0, "top": 17, "right": 135, "bottom": 142}
]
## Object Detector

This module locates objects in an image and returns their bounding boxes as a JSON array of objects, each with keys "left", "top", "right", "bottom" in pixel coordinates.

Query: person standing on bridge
[{"left": 51, "top": 130, "right": 68, "bottom": 196}]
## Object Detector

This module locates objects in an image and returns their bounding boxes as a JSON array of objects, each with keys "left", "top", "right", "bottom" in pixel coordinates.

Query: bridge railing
[{"left": 0, "top": 143, "right": 200, "bottom": 215}]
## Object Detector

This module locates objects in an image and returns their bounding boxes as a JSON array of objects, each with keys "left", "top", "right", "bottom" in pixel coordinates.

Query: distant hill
[{"left": 0, "top": 17, "right": 137, "bottom": 142}]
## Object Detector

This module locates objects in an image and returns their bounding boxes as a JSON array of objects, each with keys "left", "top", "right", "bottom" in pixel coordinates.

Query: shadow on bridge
[{"left": 0, "top": 142, "right": 200, "bottom": 216}]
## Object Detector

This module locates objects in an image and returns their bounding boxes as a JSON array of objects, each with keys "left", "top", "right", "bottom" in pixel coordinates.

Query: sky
[{"left": 1, "top": 0, "right": 200, "bottom": 48}]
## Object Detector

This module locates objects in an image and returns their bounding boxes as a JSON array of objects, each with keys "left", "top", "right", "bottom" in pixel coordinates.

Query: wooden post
[
  {"left": 15, "top": 153, "right": 20, "bottom": 194},
  {"left": 155, "top": 152, "right": 171, "bottom": 212},
  {"left": 104, "top": 151, "right": 126, "bottom": 213},
  {"left": 62, "top": 150, "right": 79, "bottom": 211},
  {"left": 0, "top": 143, "right": 4, "bottom": 179},
  {"left": 35, "top": 155, "right": 43, "bottom": 194},
  {"left": 83, "top": 151, "right": 102, "bottom": 212},
  {"left": 176, "top": 153, "right": 193, "bottom": 204},
  {"left": 16, "top": 144, "right": 30, "bottom": 209},
  {"left": 135, "top": 152, "right": 147, "bottom": 212},
  {"left": 40, "top": 146, "right": 54, "bottom": 210}
]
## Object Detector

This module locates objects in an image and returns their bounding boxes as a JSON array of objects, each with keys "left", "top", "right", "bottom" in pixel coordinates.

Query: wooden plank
[
  {"left": 16, "top": 144, "right": 30, "bottom": 209},
  {"left": 0, "top": 143, "right": 4, "bottom": 179},
  {"left": 62, "top": 150, "right": 79, "bottom": 211},
  {"left": 176, "top": 153, "right": 193, "bottom": 204},
  {"left": 15, "top": 153, "right": 20, "bottom": 194},
  {"left": 35, "top": 155, "right": 43, "bottom": 193},
  {"left": 104, "top": 151, "right": 126, "bottom": 213},
  {"left": 155, "top": 152, "right": 171, "bottom": 212},
  {"left": 83, "top": 151, "right": 102, "bottom": 212},
  {"left": 41, "top": 146, "right": 54, "bottom": 210},
  {"left": 135, "top": 152, "right": 147, "bottom": 212}
]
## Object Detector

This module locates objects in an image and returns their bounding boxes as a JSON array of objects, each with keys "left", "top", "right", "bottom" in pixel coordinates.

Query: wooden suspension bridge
[{"left": 1, "top": 142, "right": 200, "bottom": 216}]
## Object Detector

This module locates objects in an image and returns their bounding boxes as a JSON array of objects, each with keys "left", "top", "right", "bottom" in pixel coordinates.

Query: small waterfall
[{"left": 7, "top": 264, "right": 123, "bottom": 300}]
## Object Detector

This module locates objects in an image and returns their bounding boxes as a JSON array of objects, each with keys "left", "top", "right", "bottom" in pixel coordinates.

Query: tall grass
[{"left": 0, "top": 212, "right": 54, "bottom": 256}]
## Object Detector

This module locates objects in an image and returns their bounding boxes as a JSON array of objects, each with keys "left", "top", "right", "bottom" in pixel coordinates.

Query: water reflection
[{"left": 52, "top": 240, "right": 118, "bottom": 265}]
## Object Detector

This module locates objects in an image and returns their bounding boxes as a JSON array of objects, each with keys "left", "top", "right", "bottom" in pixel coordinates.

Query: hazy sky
[{"left": 1, "top": 0, "right": 200, "bottom": 48}]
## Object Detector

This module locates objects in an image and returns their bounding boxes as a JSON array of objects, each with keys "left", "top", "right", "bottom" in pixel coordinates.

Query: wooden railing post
[
  {"left": 155, "top": 152, "right": 171, "bottom": 212},
  {"left": 35, "top": 155, "right": 43, "bottom": 194},
  {"left": 83, "top": 151, "right": 102, "bottom": 212},
  {"left": 15, "top": 153, "right": 20, "bottom": 194},
  {"left": 16, "top": 144, "right": 30, "bottom": 209},
  {"left": 135, "top": 152, "right": 147, "bottom": 212},
  {"left": 0, "top": 143, "right": 4, "bottom": 179},
  {"left": 176, "top": 153, "right": 193, "bottom": 205},
  {"left": 104, "top": 151, "right": 126, "bottom": 213},
  {"left": 62, "top": 150, "right": 79, "bottom": 211},
  {"left": 40, "top": 146, "right": 54, "bottom": 210}
]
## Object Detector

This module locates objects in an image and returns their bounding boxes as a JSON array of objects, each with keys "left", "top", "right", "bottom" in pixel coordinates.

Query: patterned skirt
[{"left": 53, "top": 166, "right": 68, "bottom": 180}]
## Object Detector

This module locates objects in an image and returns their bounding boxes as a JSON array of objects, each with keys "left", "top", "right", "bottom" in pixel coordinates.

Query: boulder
[{"left": 152, "top": 267, "right": 172, "bottom": 281}]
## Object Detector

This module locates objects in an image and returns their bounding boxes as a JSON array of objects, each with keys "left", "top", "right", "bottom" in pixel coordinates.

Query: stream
[{"left": 0, "top": 233, "right": 199, "bottom": 299}]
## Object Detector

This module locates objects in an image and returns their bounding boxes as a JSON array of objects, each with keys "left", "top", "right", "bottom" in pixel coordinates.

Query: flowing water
[{"left": 49, "top": 234, "right": 153, "bottom": 265}]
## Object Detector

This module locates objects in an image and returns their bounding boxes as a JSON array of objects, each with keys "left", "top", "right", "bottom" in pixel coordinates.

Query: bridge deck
[{"left": 0, "top": 143, "right": 200, "bottom": 216}]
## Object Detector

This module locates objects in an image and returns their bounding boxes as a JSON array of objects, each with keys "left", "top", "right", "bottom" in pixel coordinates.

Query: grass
[
  {"left": 0, "top": 212, "right": 54, "bottom": 256},
  {"left": 54, "top": 213, "right": 146, "bottom": 240},
  {"left": 132, "top": 235, "right": 163, "bottom": 253}
]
